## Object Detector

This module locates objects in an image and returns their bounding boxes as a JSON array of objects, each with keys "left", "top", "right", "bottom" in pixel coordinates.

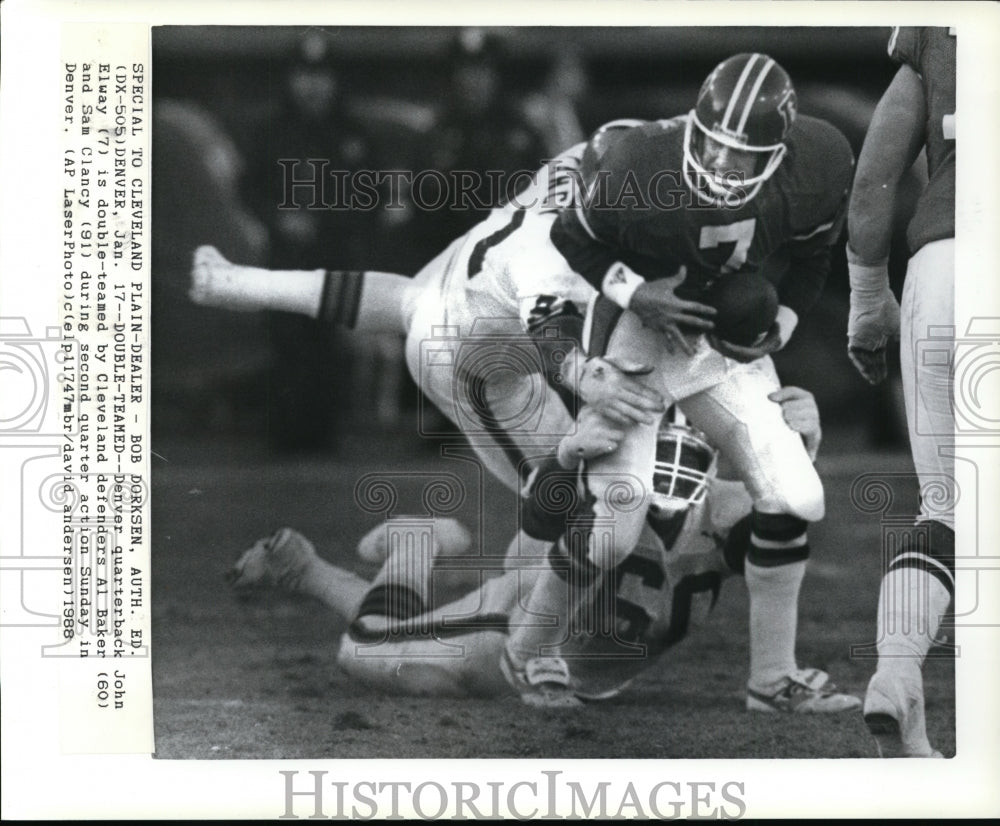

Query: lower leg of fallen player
[
  {"left": 293, "top": 558, "right": 370, "bottom": 622},
  {"left": 189, "top": 245, "right": 413, "bottom": 332},
  {"left": 504, "top": 539, "right": 600, "bottom": 665}
]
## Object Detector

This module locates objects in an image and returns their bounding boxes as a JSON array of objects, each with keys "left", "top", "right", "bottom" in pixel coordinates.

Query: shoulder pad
[
  {"left": 888, "top": 26, "right": 923, "bottom": 70},
  {"left": 582, "top": 118, "right": 685, "bottom": 180},
  {"left": 581, "top": 119, "right": 646, "bottom": 180},
  {"left": 783, "top": 115, "right": 855, "bottom": 233}
]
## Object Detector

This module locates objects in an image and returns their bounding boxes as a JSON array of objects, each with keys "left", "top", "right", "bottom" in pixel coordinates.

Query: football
[{"left": 704, "top": 273, "right": 779, "bottom": 346}]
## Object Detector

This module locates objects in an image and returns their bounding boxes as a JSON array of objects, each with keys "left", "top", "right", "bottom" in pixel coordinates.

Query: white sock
[
  {"left": 192, "top": 253, "right": 325, "bottom": 315},
  {"left": 745, "top": 559, "right": 806, "bottom": 691},
  {"left": 874, "top": 566, "right": 951, "bottom": 669},
  {"left": 506, "top": 566, "right": 578, "bottom": 664},
  {"left": 295, "top": 558, "right": 369, "bottom": 621}
]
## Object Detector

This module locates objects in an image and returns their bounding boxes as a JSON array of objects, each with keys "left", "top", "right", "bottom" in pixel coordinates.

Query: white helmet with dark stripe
[{"left": 683, "top": 52, "right": 797, "bottom": 206}]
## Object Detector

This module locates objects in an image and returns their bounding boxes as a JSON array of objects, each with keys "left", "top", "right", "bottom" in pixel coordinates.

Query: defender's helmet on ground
[
  {"left": 651, "top": 411, "right": 718, "bottom": 516},
  {"left": 683, "top": 52, "right": 797, "bottom": 206}
]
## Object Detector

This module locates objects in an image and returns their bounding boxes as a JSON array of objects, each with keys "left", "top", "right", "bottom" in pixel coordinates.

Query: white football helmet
[{"left": 650, "top": 411, "right": 718, "bottom": 516}]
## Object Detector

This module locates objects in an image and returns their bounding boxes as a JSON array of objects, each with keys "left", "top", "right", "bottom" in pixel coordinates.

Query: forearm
[
  {"left": 847, "top": 188, "right": 895, "bottom": 267},
  {"left": 520, "top": 454, "right": 582, "bottom": 541}
]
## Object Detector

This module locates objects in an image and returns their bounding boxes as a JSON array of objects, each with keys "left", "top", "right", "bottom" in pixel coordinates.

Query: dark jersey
[
  {"left": 551, "top": 114, "right": 854, "bottom": 319},
  {"left": 889, "top": 26, "right": 956, "bottom": 252}
]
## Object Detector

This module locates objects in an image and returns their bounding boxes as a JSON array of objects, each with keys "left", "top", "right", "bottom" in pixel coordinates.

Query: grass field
[{"left": 150, "top": 431, "right": 955, "bottom": 760}]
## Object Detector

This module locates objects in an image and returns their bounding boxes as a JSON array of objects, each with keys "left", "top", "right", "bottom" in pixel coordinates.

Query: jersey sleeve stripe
[
  {"left": 791, "top": 220, "right": 835, "bottom": 241},
  {"left": 575, "top": 194, "right": 601, "bottom": 242}
]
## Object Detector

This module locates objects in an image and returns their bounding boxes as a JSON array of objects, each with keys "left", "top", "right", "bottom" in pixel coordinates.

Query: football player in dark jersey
[
  {"left": 553, "top": 52, "right": 852, "bottom": 361},
  {"left": 503, "top": 54, "right": 856, "bottom": 712},
  {"left": 846, "top": 26, "right": 956, "bottom": 758}
]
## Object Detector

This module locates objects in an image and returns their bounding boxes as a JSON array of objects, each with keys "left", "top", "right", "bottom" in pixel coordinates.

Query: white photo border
[{"left": 1, "top": 0, "right": 998, "bottom": 819}]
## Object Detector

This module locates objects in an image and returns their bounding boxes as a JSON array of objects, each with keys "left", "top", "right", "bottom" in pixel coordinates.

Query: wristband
[
  {"left": 846, "top": 246, "right": 890, "bottom": 292},
  {"left": 601, "top": 262, "right": 645, "bottom": 310}
]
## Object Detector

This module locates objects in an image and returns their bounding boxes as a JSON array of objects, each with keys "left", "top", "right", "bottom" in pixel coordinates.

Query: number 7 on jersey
[{"left": 699, "top": 218, "right": 756, "bottom": 273}]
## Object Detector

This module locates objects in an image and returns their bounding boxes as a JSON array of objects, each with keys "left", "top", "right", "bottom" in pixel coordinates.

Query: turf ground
[{"left": 150, "top": 430, "right": 955, "bottom": 760}]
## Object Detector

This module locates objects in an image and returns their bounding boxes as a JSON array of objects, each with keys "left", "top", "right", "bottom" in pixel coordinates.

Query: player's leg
[
  {"left": 189, "top": 244, "right": 419, "bottom": 333},
  {"left": 865, "top": 238, "right": 954, "bottom": 757},
  {"left": 404, "top": 286, "right": 577, "bottom": 491},
  {"left": 506, "top": 308, "right": 667, "bottom": 659},
  {"left": 228, "top": 527, "right": 370, "bottom": 621},
  {"left": 500, "top": 533, "right": 593, "bottom": 708},
  {"left": 227, "top": 533, "right": 496, "bottom": 698},
  {"left": 565, "top": 307, "right": 668, "bottom": 563},
  {"left": 501, "top": 312, "right": 664, "bottom": 706},
  {"left": 338, "top": 543, "right": 519, "bottom": 698},
  {"left": 500, "top": 415, "right": 658, "bottom": 704},
  {"left": 350, "top": 517, "right": 479, "bottom": 635},
  {"left": 335, "top": 628, "right": 509, "bottom": 699},
  {"left": 228, "top": 517, "right": 475, "bottom": 618},
  {"left": 679, "top": 359, "right": 858, "bottom": 713}
]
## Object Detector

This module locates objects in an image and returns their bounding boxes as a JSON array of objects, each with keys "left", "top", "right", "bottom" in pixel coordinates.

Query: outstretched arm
[{"left": 846, "top": 64, "right": 927, "bottom": 384}]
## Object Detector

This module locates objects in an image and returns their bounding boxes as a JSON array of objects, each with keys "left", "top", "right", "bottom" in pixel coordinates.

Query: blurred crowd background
[{"left": 152, "top": 26, "right": 917, "bottom": 456}]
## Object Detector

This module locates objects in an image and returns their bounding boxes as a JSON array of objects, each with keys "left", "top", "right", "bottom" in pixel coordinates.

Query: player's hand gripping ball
[{"left": 704, "top": 273, "right": 779, "bottom": 347}]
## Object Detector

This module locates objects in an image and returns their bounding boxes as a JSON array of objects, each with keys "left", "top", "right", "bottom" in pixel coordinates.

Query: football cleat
[
  {"left": 227, "top": 527, "right": 317, "bottom": 597},
  {"left": 863, "top": 669, "right": 942, "bottom": 758},
  {"left": 500, "top": 650, "right": 583, "bottom": 709},
  {"left": 189, "top": 244, "right": 267, "bottom": 312},
  {"left": 746, "top": 667, "right": 862, "bottom": 714}
]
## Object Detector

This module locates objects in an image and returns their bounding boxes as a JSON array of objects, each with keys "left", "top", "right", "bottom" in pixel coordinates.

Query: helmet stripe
[
  {"left": 721, "top": 53, "right": 761, "bottom": 132},
  {"left": 735, "top": 57, "right": 776, "bottom": 135}
]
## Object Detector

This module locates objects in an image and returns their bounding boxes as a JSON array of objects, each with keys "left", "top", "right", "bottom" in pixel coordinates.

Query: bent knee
[
  {"left": 336, "top": 637, "right": 472, "bottom": 698},
  {"left": 757, "top": 472, "right": 825, "bottom": 523}
]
